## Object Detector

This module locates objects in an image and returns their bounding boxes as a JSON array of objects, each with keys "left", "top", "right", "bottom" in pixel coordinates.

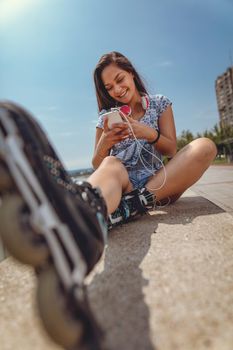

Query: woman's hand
[
  {"left": 101, "top": 118, "right": 130, "bottom": 149},
  {"left": 125, "top": 116, "right": 157, "bottom": 143}
]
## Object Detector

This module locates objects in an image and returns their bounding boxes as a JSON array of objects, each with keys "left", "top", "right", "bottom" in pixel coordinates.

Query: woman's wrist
[
  {"left": 95, "top": 144, "right": 109, "bottom": 159},
  {"left": 98, "top": 137, "right": 111, "bottom": 153},
  {"left": 96, "top": 152, "right": 106, "bottom": 159},
  {"left": 147, "top": 128, "right": 160, "bottom": 144},
  {"left": 148, "top": 129, "right": 160, "bottom": 145}
]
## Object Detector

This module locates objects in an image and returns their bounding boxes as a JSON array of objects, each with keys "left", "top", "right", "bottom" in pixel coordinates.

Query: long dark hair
[{"left": 93, "top": 51, "right": 148, "bottom": 111}]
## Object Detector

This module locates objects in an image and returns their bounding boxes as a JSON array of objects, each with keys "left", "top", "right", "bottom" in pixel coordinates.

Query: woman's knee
[
  {"left": 101, "top": 155, "right": 122, "bottom": 168},
  {"left": 100, "top": 156, "right": 131, "bottom": 190},
  {"left": 101, "top": 156, "right": 128, "bottom": 176},
  {"left": 190, "top": 137, "right": 217, "bottom": 163}
]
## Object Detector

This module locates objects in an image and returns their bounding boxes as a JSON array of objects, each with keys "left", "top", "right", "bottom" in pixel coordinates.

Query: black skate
[
  {"left": 0, "top": 101, "right": 108, "bottom": 350},
  {"left": 108, "top": 187, "right": 155, "bottom": 228}
]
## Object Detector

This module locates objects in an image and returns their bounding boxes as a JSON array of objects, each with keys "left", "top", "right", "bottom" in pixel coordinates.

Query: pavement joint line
[{"left": 194, "top": 181, "right": 233, "bottom": 186}]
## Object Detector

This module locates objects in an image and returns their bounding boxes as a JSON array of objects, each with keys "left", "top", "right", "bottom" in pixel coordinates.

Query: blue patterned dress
[{"left": 96, "top": 94, "right": 172, "bottom": 189}]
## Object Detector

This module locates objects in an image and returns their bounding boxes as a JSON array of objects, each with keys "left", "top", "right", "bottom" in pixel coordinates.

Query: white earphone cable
[{"left": 120, "top": 112, "right": 167, "bottom": 193}]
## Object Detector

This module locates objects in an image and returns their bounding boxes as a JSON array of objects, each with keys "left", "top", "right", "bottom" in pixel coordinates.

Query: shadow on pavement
[
  {"left": 87, "top": 195, "right": 224, "bottom": 350},
  {"left": 153, "top": 195, "right": 225, "bottom": 226},
  {"left": 88, "top": 214, "right": 156, "bottom": 350}
]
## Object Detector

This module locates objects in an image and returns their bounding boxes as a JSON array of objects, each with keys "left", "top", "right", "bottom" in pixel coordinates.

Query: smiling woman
[{"left": 0, "top": 0, "right": 39, "bottom": 22}]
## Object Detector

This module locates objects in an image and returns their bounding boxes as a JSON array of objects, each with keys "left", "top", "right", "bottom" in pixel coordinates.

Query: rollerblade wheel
[
  {"left": 37, "top": 266, "right": 83, "bottom": 349},
  {"left": 0, "top": 194, "right": 49, "bottom": 266}
]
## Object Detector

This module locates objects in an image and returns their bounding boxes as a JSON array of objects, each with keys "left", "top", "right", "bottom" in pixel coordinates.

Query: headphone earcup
[
  {"left": 119, "top": 105, "right": 131, "bottom": 116},
  {"left": 141, "top": 95, "right": 149, "bottom": 110}
]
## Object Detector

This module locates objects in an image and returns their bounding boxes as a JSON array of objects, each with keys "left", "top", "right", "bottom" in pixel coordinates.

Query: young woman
[{"left": 88, "top": 51, "right": 217, "bottom": 223}]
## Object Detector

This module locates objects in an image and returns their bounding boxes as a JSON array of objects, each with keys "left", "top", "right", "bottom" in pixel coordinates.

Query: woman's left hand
[{"left": 126, "top": 116, "right": 157, "bottom": 142}]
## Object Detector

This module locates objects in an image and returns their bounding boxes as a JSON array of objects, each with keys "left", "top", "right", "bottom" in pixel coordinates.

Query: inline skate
[
  {"left": 108, "top": 187, "right": 155, "bottom": 228},
  {"left": 0, "top": 101, "right": 108, "bottom": 350}
]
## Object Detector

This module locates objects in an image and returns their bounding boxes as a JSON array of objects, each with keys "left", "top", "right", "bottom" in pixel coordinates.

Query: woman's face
[{"left": 101, "top": 64, "right": 137, "bottom": 105}]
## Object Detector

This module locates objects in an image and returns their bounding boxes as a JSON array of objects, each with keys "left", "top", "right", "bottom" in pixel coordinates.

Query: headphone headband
[{"left": 141, "top": 95, "right": 149, "bottom": 110}]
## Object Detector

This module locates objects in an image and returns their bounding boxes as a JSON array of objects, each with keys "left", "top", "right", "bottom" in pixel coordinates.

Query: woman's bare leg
[
  {"left": 88, "top": 156, "right": 133, "bottom": 214},
  {"left": 146, "top": 138, "right": 217, "bottom": 202}
]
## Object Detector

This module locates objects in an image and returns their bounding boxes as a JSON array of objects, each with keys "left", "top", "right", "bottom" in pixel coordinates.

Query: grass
[{"left": 212, "top": 157, "right": 232, "bottom": 165}]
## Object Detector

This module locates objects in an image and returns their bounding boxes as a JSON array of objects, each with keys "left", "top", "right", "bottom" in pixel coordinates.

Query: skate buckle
[
  {"left": 34, "top": 203, "right": 58, "bottom": 229},
  {"left": 72, "top": 266, "right": 87, "bottom": 286}
]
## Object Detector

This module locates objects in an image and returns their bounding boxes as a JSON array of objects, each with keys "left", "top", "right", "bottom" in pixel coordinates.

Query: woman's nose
[{"left": 114, "top": 85, "right": 121, "bottom": 95}]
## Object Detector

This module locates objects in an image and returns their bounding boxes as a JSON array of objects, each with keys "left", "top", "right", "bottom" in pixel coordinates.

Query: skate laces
[{"left": 43, "top": 155, "right": 77, "bottom": 194}]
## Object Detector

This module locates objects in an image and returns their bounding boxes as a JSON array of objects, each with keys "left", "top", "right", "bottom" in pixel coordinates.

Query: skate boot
[
  {"left": 108, "top": 187, "right": 155, "bottom": 228},
  {"left": 0, "top": 101, "right": 108, "bottom": 350}
]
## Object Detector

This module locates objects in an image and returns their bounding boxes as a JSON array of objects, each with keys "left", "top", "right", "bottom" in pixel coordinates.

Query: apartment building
[{"left": 215, "top": 66, "right": 233, "bottom": 128}]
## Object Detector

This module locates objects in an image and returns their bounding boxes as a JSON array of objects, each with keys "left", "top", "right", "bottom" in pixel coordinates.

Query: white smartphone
[{"left": 102, "top": 110, "right": 123, "bottom": 129}]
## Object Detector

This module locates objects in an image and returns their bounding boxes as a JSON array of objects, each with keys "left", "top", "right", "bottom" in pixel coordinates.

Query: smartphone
[{"left": 102, "top": 110, "right": 123, "bottom": 129}]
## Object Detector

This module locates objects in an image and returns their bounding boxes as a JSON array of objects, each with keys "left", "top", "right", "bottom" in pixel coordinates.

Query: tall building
[{"left": 215, "top": 66, "right": 233, "bottom": 128}]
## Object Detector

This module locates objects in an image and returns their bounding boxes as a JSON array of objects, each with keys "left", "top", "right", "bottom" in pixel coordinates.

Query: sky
[{"left": 1, "top": 0, "right": 233, "bottom": 169}]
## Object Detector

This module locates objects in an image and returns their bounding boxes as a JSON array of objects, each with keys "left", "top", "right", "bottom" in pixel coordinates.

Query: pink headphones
[
  {"left": 119, "top": 95, "right": 149, "bottom": 116},
  {"left": 119, "top": 105, "right": 131, "bottom": 116}
]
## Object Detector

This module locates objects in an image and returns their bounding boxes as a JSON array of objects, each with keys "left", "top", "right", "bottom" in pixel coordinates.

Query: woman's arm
[
  {"left": 126, "top": 105, "right": 177, "bottom": 158},
  {"left": 154, "top": 105, "right": 177, "bottom": 157},
  {"left": 92, "top": 119, "right": 130, "bottom": 169},
  {"left": 92, "top": 128, "right": 110, "bottom": 169}
]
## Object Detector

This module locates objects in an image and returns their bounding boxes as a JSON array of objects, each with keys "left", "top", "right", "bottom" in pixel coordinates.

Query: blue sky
[{"left": 1, "top": 0, "right": 233, "bottom": 169}]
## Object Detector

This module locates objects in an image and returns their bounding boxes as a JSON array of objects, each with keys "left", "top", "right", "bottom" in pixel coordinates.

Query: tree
[
  {"left": 177, "top": 130, "right": 194, "bottom": 151},
  {"left": 176, "top": 123, "right": 233, "bottom": 162}
]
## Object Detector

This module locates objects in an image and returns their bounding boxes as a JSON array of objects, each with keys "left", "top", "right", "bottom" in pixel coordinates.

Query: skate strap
[
  {"left": 138, "top": 187, "right": 155, "bottom": 210},
  {"left": 123, "top": 189, "right": 146, "bottom": 215}
]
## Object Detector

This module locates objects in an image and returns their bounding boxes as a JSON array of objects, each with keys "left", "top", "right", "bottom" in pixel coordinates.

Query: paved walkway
[
  {"left": 191, "top": 165, "right": 233, "bottom": 215},
  {"left": 0, "top": 165, "right": 233, "bottom": 350}
]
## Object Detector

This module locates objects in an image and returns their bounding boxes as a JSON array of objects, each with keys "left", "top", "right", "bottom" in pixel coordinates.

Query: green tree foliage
[
  {"left": 177, "top": 130, "right": 194, "bottom": 150},
  {"left": 177, "top": 124, "right": 233, "bottom": 159}
]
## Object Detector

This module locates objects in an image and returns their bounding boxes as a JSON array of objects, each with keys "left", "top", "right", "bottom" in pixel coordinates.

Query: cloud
[
  {"left": 47, "top": 106, "right": 59, "bottom": 111},
  {"left": 37, "top": 114, "right": 62, "bottom": 123},
  {"left": 54, "top": 131, "right": 80, "bottom": 138},
  {"left": 38, "top": 105, "right": 60, "bottom": 113},
  {"left": 146, "top": 60, "right": 174, "bottom": 71},
  {"left": 157, "top": 60, "right": 174, "bottom": 67}
]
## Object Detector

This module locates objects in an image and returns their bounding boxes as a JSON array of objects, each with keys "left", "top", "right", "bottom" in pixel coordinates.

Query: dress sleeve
[
  {"left": 96, "top": 109, "right": 107, "bottom": 129},
  {"left": 156, "top": 95, "right": 172, "bottom": 118}
]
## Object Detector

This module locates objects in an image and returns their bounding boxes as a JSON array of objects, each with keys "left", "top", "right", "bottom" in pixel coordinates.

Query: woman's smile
[{"left": 117, "top": 89, "right": 128, "bottom": 99}]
